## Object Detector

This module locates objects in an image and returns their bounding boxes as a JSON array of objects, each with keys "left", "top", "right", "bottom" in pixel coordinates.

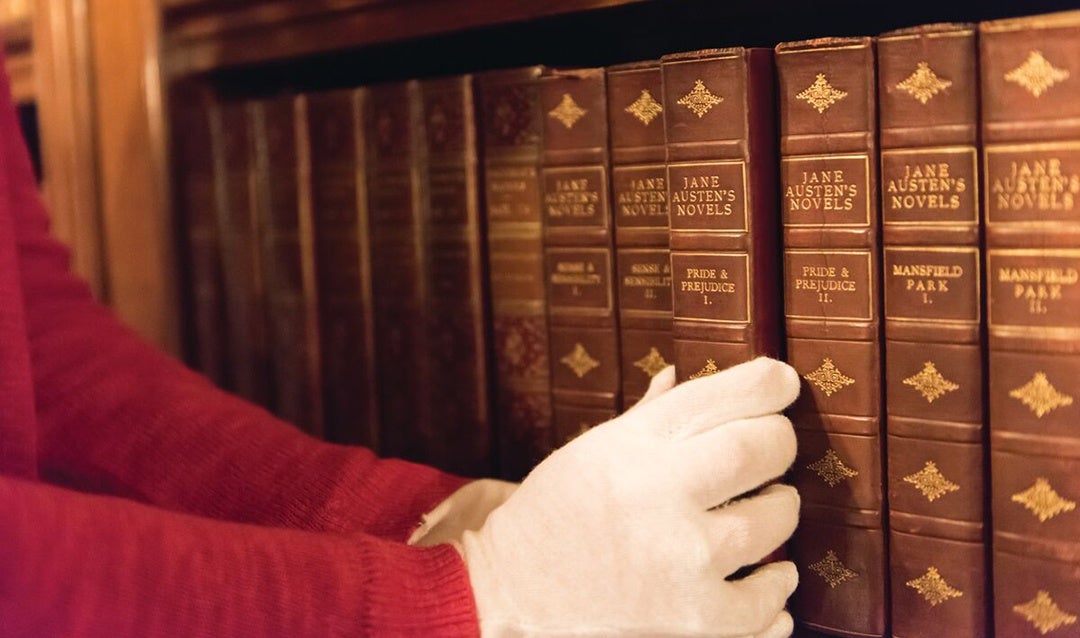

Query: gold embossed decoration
[
  {"left": 549, "top": 93, "right": 587, "bottom": 129},
  {"left": 676, "top": 80, "right": 724, "bottom": 118},
  {"left": 903, "top": 461, "right": 960, "bottom": 502},
  {"left": 1013, "top": 591, "right": 1078, "bottom": 635},
  {"left": 1009, "top": 372, "right": 1074, "bottom": 418},
  {"left": 625, "top": 89, "right": 664, "bottom": 125},
  {"left": 896, "top": 62, "right": 953, "bottom": 104},
  {"left": 808, "top": 449, "right": 859, "bottom": 487},
  {"left": 906, "top": 567, "right": 963, "bottom": 607},
  {"left": 689, "top": 358, "right": 720, "bottom": 380},
  {"left": 633, "top": 347, "right": 669, "bottom": 378},
  {"left": 1005, "top": 51, "right": 1071, "bottom": 98},
  {"left": 560, "top": 342, "right": 600, "bottom": 379},
  {"left": 903, "top": 361, "right": 960, "bottom": 404},
  {"left": 1011, "top": 478, "right": 1077, "bottom": 523},
  {"left": 804, "top": 358, "right": 855, "bottom": 397},
  {"left": 796, "top": 73, "right": 848, "bottom": 113},
  {"left": 808, "top": 550, "right": 858, "bottom": 589}
]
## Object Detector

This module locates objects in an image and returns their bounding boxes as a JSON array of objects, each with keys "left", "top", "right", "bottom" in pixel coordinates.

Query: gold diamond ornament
[
  {"left": 625, "top": 89, "right": 664, "bottom": 125},
  {"left": 796, "top": 73, "right": 848, "bottom": 113},
  {"left": 906, "top": 567, "right": 963, "bottom": 607},
  {"left": 549, "top": 93, "right": 587, "bottom": 129},
  {"left": 677, "top": 79, "right": 724, "bottom": 118},
  {"left": 903, "top": 461, "right": 960, "bottom": 502},
  {"left": 896, "top": 62, "right": 953, "bottom": 104},
  {"left": 1009, "top": 372, "right": 1074, "bottom": 418},
  {"left": 1014, "top": 590, "right": 1078, "bottom": 635},
  {"left": 1012, "top": 478, "right": 1077, "bottom": 523},
  {"left": 633, "top": 346, "right": 669, "bottom": 377},
  {"left": 808, "top": 550, "right": 858, "bottom": 589},
  {"left": 808, "top": 449, "right": 859, "bottom": 487},
  {"left": 560, "top": 342, "right": 600, "bottom": 378},
  {"left": 804, "top": 358, "right": 855, "bottom": 397},
  {"left": 1005, "top": 51, "right": 1071, "bottom": 98},
  {"left": 689, "top": 358, "right": 720, "bottom": 380},
  {"left": 903, "top": 361, "right": 960, "bottom": 403}
]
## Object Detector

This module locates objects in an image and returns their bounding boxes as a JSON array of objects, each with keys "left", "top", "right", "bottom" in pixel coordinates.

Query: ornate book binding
[
  {"left": 418, "top": 75, "right": 492, "bottom": 476},
  {"left": 660, "top": 47, "right": 780, "bottom": 384},
  {"left": 476, "top": 67, "right": 554, "bottom": 480},
  {"left": 302, "top": 88, "right": 377, "bottom": 447},
  {"left": 877, "top": 23, "right": 987, "bottom": 638},
  {"left": 608, "top": 60, "right": 673, "bottom": 407},
  {"left": 981, "top": 11, "right": 1080, "bottom": 637},
  {"left": 540, "top": 68, "right": 621, "bottom": 445},
  {"left": 776, "top": 37, "right": 888, "bottom": 637}
]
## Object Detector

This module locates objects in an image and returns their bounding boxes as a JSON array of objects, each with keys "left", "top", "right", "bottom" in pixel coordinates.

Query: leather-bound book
[
  {"left": 215, "top": 101, "right": 272, "bottom": 405},
  {"left": 171, "top": 91, "right": 229, "bottom": 388},
  {"left": 607, "top": 60, "right": 673, "bottom": 406},
  {"left": 775, "top": 37, "right": 887, "bottom": 637},
  {"left": 539, "top": 68, "right": 620, "bottom": 445},
  {"left": 302, "top": 88, "right": 378, "bottom": 448},
  {"left": 877, "top": 24, "right": 987, "bottom": 638},
  {"left": 981, "top": 12, "right": 1080, "bottom": 637},
  {"left": 366, "top": 81, "right": 431, "bottom": 462},
  {"left": 660, "top": 48, "right": 780, "bottom": 383},
  {"left": 250, "top": 95, "right": 324, "bottom": 437},
  {"left": 476, "top": 67, "right": 554, "bottom": 480},
  {"left": 418, "top": 75, "right": 492, "bottom": 475}
]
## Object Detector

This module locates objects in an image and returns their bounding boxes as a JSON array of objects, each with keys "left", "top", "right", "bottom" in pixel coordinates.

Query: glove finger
[
  {"left": 671, "top": 414, "right": 796, "bottom": 507},
  {"left": 754, "top": 611, "right": 794, "bottom": 638},
  {"left": 631, "top": 365, "right": 676, "bottom": 409},
  {"left": 629, "top": 357, "right": 799, "bottom": 440},
  {"left": 717, "top": 561, "right": 799, "bottom": 635},
  {"left": 707, "top": 484, "right": 799, "bottom": 577}
]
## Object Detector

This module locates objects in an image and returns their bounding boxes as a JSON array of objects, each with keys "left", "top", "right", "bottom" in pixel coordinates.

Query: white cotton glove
[{"left": 460, "top": 357, "right": 802, "bottom": 638}]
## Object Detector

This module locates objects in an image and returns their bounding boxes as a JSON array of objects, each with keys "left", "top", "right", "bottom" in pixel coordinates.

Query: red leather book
[
  {"left": 539, "top": 68, "right": 620, "bottom": 445},
  {"left": 660, "top": 47, "right": 780, "bottom": 383},
  {"left": 981, "top": 11, "right": 1080, "bottom": 637},
  {"left": 607, "top": 60, "right": 673, "bottom": 407},
  {"left": 215, "top": 100, "right": 272, "bottom": 405},
  {"left": 776, "top": 37, "right": 888, "bottom": 637},
  {"left": 417, "top": 75, "right": 492, "bottom": 476},
  {"left": 877, "top": 24, "right": 988, "bottom": 638},
  {"left": 250, "top": 95, "right": 324, "bottom": 437},
  {"left": 476, "top": 67, "right": 555, "bottom": 480},
  {"left": 302, "top": 88, "right": 379, "bottom": 448}
]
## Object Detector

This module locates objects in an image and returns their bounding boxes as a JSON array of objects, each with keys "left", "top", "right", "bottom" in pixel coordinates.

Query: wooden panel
[{"left": 3, "top": 16, "right": 33, "bottom": 102}]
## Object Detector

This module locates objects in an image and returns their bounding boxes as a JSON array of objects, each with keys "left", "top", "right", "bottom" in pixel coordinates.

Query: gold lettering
[{"left": 991, "top": 157, "right": 1080, "bottom": 212}]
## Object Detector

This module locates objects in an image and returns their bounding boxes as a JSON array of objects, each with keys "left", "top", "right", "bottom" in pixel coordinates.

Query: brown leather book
[
  {"left": 215, "top": 100, "right": 272, "bottom": 405},
  {"left": 981, "top": 11, "right": 1080, "bottom": 637},
  {"left": 250, "top": 95, "right": 325, "bottom": 437},
  {"left": 776, "top": 37, "right": 887, "bottom": 637},
  {"left": 476, "top": 67, "right": 555, "bottom": 480},
  {"left": 877, "top": 24, "right": 988, "bottom": 638},
  {"left": 660, "top": 48, "right": 780, "bottom": 383},
  {"left": 607, "top": 60, "right": 673, "bottom": 406},
  {"left": 365, "top": 80, "right": 431, "bottom": 463},
  {"left": 302, "top": 88, "right": 379, "bottom": 448},
  {"left": 170, "top": 91, "right": 229, "bottom": 388},
  {"left": 540, "top": 68, "right": 620, "bottom": 445},
  {"left": 417, "top": 75, "right": 492, "bottom": 476}
]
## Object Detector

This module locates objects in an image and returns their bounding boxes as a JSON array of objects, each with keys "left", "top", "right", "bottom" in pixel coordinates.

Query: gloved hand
[{"left": 460, "top": 357, "right": 801, "bottom": 637}]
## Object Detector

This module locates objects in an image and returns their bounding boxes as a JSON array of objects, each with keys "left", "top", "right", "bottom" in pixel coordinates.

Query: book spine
[
  {"left": 476, "top": 67, "right": 554, "bottom": 480},
  {"left": 303, "top": 89, "right": 379, "bottom": 448},
  {"left": 980, "top": 13, "right": 1080, "bottom": 637},
  {"left": 661, "top": 48, "right": 780, "bottom": 384},
  {"left": 607, "top": 61, "right": 673, "bottom": 407},
  {"left": 366, "top": 81, "right": 431, "bottom": 462},
  {"left": 877, "top": 25, "right": 987, "bottom": 637},
  {"left": 215, "top": 101, "right": 272, "bottom": 404},
  {"left": 418, "top": 75, "right": 492, "bottom": 476},
  {"left": 776, "top": 37, "right": 888, "bottom": 637},
  {"left": 539, "top": 68, "right": 620, "bottom": 445},
  {"left": 250, "top": 96, "right": 324, "bottom": 437}
]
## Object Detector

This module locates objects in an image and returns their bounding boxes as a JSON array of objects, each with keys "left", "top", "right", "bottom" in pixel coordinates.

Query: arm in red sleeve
[
  {"left": 0, "top": 69, "right": 467, "bottom": 537},
  {"left": 0, "top": 475, "right": 478, "bottom": 637}
]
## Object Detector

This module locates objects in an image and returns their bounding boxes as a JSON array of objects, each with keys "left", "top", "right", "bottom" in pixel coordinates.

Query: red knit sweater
[{"left": 0, "top": 59, "right": 479, "bottom": 635}]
